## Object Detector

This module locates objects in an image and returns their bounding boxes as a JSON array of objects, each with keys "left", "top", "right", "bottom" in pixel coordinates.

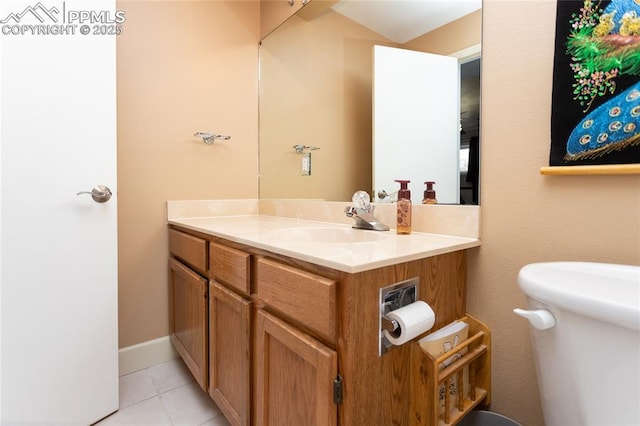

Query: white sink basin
[{"left": 268, "top": 226, "right": 388, "bottom": 243}]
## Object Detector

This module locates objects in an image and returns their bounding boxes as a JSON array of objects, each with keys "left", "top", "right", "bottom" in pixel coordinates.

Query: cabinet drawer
[
  {"left": 169, "top": 229, "right": 207, "bottom": 275},
  {"left": 210, "top": 242, "right": 251, "bottom": 295},
  {"left": 256, "top": 257, "right": 336, "bottom": 343}
]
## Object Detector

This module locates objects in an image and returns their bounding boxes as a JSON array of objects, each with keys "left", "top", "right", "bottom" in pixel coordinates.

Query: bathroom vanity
[{"left": 167, "top": 202, "right": 489, "bottom": 426}]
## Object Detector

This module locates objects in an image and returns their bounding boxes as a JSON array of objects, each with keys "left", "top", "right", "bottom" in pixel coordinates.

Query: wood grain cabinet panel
[
  {"left": 169, "top": 258, "right": 208, "bottom": 391},
  {"left": 256, "top": 257, "right": 336, "bottom": 343},
  {"left": 210, "top": 242, "right": 251, "bottom": 295},
  {"left": 254, "top": 309, "right": 338, "bottom": 426},
  {"left": 209, "top": 281, "right": 252, "bottom": 426},
  {"left": 169, "top": 226, "right": 474, "bottom": 426},
  {"left": 169, "top": 229, "right": 208, "bottom": 275}
]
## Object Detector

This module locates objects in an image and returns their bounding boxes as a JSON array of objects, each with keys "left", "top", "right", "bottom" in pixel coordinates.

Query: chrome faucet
[{"left": 345, "top": 191, "right": 389, "bottom": 231}]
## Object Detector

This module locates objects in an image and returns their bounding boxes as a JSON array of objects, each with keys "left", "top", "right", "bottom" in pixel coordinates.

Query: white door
[
  {"left": 373, "top": 45, "right": 460, "bottom": 204},
  {"left": 0, "top": 0, "right": 119, "bottom": 423}
]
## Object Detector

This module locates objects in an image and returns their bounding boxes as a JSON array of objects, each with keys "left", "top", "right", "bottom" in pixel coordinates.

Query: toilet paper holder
[
  {"left": 379, "top": 277, "right": 419, "bottom": 356},
  {"left": 381, "top": 316, "right": 400, "bottom": 336}
]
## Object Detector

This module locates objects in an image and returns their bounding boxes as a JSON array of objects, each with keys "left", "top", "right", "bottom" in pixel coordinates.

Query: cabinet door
[
  {"left": 254, "top": 309, "right": 338, "bottom": 426},
  {"left": 169, "top": 258, "right": 208, "bottom": 391},
  {"left": 209, "top": 281, "right": 252, "bottom": 426}
]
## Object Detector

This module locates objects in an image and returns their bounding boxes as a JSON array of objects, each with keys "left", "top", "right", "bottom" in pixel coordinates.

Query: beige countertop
[{"left": 169, "top": 214, "right": 480, "bottom": 273}]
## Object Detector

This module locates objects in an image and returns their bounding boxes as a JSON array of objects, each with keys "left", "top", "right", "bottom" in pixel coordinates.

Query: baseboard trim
[{"left": 118, "top": 335, "right": 179, "bottom": 376}]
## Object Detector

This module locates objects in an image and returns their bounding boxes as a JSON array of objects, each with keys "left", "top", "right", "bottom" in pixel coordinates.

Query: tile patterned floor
[{"left": 96, "top": 358, "right": 230, "bottom": 426}]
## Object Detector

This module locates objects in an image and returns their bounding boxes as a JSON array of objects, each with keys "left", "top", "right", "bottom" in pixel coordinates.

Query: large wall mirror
[{"left": 259, "top": 0, "right": 482, "bottom": 205}]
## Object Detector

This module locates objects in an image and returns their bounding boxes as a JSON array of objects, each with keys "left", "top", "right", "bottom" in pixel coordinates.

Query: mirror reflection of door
[
  {"left": 258, "top": 3, "right": 482, "bottom": 204},
  {"left": 373, "top": 45, "right": 460, "bottom": 204}
]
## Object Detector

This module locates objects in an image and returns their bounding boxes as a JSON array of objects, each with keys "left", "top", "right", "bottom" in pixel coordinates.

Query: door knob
[{"left": 77, "top": 185, "right": 112, "bottom": 203}]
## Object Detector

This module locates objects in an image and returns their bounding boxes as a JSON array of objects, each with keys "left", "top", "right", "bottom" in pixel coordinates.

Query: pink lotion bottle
[
  {"left": 395, "top": 180, "right": 411, "bottom": 235},
  {"left": 422, "top": 181, "right": 437, "bottom": 204}
]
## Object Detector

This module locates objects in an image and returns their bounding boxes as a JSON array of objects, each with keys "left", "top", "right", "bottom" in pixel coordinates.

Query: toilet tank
[{"left": 517, "top": 262, "right": 640, "bottom": 426}]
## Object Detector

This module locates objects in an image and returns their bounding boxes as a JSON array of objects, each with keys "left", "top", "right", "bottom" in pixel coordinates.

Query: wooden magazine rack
[{"left": 410, "top": 314, "right": 491, "bottom": 426}]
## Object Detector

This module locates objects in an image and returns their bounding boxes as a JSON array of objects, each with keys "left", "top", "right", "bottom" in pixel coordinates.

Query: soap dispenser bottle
[
  {"left": 422, "top": 181, "right": 437, "bottom": 204},
  {"left": 394, "top": 179, "right": 412, "bottom": 234}
]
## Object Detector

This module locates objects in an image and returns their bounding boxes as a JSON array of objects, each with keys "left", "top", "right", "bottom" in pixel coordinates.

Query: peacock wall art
[{"left": 550, "top": 0, "right": 640, "bottom": 166}]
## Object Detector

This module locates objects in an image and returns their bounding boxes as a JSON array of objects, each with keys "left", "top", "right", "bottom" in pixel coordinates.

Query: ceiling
[{"left": 331, "top": 0, "right": 482, "bottom": 44}]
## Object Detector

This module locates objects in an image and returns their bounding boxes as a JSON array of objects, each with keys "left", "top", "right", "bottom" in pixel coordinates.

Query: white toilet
[{"left": 515, "top": 262, "right": 640, "bottom": 426}]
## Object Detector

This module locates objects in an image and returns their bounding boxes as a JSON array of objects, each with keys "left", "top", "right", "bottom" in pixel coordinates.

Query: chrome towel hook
[
  {"left": 293, "top": 144, "right": 320, "bottom": 154},
  {"left": 194, "top": 132, "right": 231, "bottom": 145}
]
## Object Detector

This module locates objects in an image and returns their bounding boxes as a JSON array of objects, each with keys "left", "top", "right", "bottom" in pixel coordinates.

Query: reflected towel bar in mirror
[
  {"left": 194, "top": 132, "right": 231, "bottom": 144},
  {"left": 293, "top": 144, "right": 320, "bottom": 154}
]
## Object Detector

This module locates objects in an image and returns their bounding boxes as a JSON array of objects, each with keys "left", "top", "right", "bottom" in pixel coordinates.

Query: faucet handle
[
  {"left": 352, "top": 190, "right": 372, "bottom": 212},
  {"left": 344, "top": 206, "right": 356, "bottom": 217}
]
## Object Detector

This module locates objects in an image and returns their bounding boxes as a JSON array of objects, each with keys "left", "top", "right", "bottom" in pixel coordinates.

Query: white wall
[{"left": 470, "top": 2, "right": 640, "bottom": 424}]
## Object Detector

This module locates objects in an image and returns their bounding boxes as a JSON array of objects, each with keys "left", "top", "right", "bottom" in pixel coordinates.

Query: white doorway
[{"left": 373, "top": 45, "right": 460, "bottom": 204}]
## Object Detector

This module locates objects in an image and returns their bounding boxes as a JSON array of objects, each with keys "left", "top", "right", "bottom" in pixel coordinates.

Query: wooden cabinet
[
  {"left": 208, "top": 241, "right": 253, "bottom": 426},
  {"left": 169, "top": 228, "right": 207, "bottom": 275},
  {"left": 209, "top": 281, "right": 251, "bottom": 426},
  {"left": 254, "top": 309, "right": 338, "bottom": 426},
  {"left": 253, "top": 257, "right": 339, "bottom": 426},
  {"left": 169, "top": 257, "right": 208, "bottom": 391},
  {"left": 168, "top": 228, "right": 210, "bottom": 391},
  {"left": 255, "top": 257, "right": 336, "bottom": 343},
  {"left": 210, "top": 242, "right": 250, "bottom": 294},
  {"left": 169, "top": 225, "right": 481, "bottom": 425}
]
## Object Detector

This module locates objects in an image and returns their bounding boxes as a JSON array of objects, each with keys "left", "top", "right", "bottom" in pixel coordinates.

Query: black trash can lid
[{"left": 457, "top": 410, "right": 521, "bottom": 426}]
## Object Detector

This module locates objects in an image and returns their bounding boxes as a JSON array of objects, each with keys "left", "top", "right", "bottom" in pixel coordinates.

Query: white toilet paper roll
[{"left": 383, "top": 301, "right": 435, "bottom": 346}]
